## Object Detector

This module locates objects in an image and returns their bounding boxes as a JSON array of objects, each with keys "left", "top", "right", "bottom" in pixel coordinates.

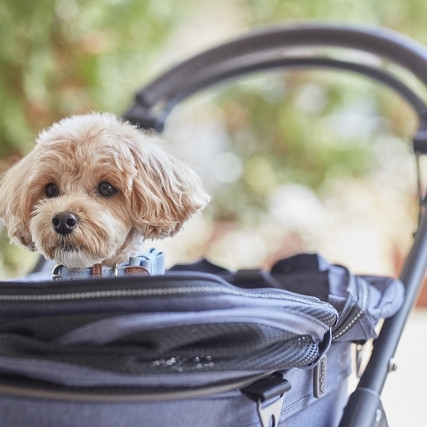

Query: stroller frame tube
[{"left": 339, "top": 205, "right": 427, "bottom": 426}]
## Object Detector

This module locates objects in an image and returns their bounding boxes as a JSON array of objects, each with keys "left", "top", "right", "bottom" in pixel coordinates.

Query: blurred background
[
  {"left": 1, "top": 0, "right": 425, "bottom": 280},
  {"left": 1, "top": 1, "right": 427, "bottom": 424}
]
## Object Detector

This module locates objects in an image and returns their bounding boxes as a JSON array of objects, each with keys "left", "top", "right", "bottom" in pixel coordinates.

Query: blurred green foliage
[{"left": 0, "top": 0, "right": 424, "bottom": 277}]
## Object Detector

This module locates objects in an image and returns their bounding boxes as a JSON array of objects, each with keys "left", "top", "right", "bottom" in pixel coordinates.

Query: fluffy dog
[{"left": 0, "top": 112, "right": 210, "bottom": 269}]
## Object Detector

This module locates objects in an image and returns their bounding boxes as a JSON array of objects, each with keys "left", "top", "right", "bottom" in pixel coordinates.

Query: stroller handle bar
[{"left": 124, "top": 23, "right": 427, "bottom": 138}]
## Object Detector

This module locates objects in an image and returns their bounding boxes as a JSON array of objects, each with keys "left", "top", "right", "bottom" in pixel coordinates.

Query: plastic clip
[
  {"left": 52, "top": 264, "right": 64, "bottom": 281},
  {"left": 242, "top": 374, "right": 291, "bottom": 427},
  {"left": 313, "top": 355, "right": 327, "bottom": 398}
]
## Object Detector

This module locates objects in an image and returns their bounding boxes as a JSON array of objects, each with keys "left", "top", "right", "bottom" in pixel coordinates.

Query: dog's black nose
[{"left": 52, "top": 212, "right": 79, "bottom": 235}]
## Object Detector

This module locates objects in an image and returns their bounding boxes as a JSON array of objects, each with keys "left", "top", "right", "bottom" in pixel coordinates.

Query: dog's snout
[{"left": 52, "top": 211, "right": 79, "bottom": 235}]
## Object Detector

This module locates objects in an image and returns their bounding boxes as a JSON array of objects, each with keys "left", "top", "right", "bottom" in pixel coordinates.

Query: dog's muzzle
[{"left": 52, "top": 211, "right": 79, "bottom": 235}]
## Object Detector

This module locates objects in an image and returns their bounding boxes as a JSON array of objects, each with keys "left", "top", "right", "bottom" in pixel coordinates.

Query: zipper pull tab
[
  {"left": 313, "top": 355, "right": 327, "bottom": 398},
  {"left": 242, "top": 373, "right": 291, "bottom": 427}
]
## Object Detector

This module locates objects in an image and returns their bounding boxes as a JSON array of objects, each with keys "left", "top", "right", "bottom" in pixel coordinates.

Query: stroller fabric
[{"left": 0, "top": 252, "right": 404, "bottom": 427}]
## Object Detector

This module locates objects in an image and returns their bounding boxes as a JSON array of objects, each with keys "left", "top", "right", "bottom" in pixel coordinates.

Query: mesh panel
[{"left": 0, "top": 324, "right": 321, "bottom": 375}]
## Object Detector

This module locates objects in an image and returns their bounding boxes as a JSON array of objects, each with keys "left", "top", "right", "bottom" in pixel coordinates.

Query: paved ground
[{"left": 357, "top": 308, "right": 427, "bottom": 426}]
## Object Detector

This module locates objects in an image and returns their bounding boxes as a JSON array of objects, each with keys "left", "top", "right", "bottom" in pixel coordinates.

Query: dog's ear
[
  {"left": 129, "top": 136, "right": 210, "bottom": 239},
  {"left": 0, "top": 153, "right": 36, "bottom": 250}
]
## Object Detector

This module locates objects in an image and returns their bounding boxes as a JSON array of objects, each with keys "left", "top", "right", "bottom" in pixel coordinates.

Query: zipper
[
  {"left": 332, "top": 277, "right": 369, "bottom": 340},
  {"left": 0, "top": 275, "right": 334, "bottom": 310},
  {"left": 0, "top": 284, "right": 337, "bottom": 329},
  {"left": 332, "top": 306, "right": 364, "bottom": 340},
  {"left": 0, "top": 371, "right": 275, "bottom": 402}
]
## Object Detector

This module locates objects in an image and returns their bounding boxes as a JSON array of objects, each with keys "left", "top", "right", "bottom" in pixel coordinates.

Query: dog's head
[{"left": 0, "top": 112, "right": 210, "bottom": 268}]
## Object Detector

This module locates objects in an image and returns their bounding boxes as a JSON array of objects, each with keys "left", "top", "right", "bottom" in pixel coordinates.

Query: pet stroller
[{"left": 0, "top": 23, "right": 426, "bottom": 427}]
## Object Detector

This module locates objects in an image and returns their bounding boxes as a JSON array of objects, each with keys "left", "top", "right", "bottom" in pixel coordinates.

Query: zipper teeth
[
  {"left": 332, "top": 308, "right": 364, "bottom": 340},
  {"left": 0, "top": 285, "right": 330, "bottom": 308},
  {"left": 332, "top": 277, "right": 369, "bottom": 340}
]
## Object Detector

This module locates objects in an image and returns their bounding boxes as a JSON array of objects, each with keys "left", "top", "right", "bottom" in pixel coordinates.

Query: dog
[{"left": 0, "top": 112, "right": 210, "bottom": 269}]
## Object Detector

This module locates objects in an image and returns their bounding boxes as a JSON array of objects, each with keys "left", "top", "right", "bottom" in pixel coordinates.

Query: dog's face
[{"left": 0, "top": 113, "right": 209, "bottom": 268}]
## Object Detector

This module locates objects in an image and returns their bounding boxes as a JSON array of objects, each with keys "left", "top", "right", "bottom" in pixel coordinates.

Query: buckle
[
  {"left": 242, "top": 373, "right": 291, "bottom": 427},
  {"left": 52, "top": 264, "right": 64, "bottom": 281}
]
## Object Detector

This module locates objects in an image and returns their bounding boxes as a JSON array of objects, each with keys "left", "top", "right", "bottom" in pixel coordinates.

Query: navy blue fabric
[
  {"left": 0, "top": 342, "right": 351, "bottom": 427},
  {"left": 0, "top": 253, "right": 402, "bottom": 427}
]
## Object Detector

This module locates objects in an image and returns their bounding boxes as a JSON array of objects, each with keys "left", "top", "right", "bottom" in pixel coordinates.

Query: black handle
[{"left": 124, "top": 23, "right": 427, "bottom": 132}]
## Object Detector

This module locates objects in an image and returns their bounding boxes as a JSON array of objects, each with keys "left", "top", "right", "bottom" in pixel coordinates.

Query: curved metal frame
[
  {"left": 126, "top": 23, "right": 427, "bottom": 111},
  {"left": 124, "top": 56, "right": 427, "bottom": 133}
]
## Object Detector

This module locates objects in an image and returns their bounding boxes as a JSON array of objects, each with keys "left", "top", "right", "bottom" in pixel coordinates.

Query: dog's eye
[
  {"left": 98, "top": 181, "right": 118, "bottom": 197},
  {"left": 45, "top": 183, "right": 60, "bottom": 198}
]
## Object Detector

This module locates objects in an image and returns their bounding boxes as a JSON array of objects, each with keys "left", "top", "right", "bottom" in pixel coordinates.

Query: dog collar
[{"left": 52, "top": 248, "right": 165, "bottom": 281}]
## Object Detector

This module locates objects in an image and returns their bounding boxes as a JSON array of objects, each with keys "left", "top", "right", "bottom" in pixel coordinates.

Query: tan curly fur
[{"left": 0, "top": 112, "right": 210, "bottom": 268}]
